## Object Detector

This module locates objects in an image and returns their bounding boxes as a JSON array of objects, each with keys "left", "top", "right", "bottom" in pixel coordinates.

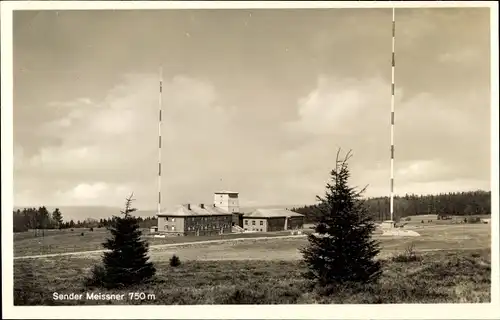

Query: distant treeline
[
  {"left": 291, "top": 191, "right": 491, "bottom": 223},
  {"left": 13, "top": 207, "right": 157, "bottom": 233}
]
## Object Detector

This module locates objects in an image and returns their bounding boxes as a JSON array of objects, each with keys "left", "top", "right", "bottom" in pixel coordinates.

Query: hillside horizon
[
  {"left": 12, "top": 204, "right": 304, "bottom": 222},
  {"left": 13, "top": 189, "right": 491, "bottom": 222}
]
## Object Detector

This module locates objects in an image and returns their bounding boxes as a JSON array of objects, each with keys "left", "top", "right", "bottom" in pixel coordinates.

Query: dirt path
[
  {"left": 14, "top": 232, "right": 489, "bottom": 261},
  {"left": 13, "top": 234, "right": 308, "bottom": 260}
]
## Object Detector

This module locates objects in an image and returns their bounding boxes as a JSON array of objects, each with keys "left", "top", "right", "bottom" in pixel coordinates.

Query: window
[
  {"left": 245, "top": 220, "right": 248, "bottom": 225},
  {"left": 252, "top": 221, "right": 255, "bottom": 225},
  {"left": 171, "top": 226, "right": 175, "bottom": 231},
  {"left": 164, "top": 225, "right": 168, "bottom": 230},
  {"left": 172, "top": 218, "right": 175, "bottom": 222},
  {"left": 260, "top": 221, "right": 263, "bottom": 226},
  {"left": 165, "top": 217, "right": 169, "bottom": 221}
]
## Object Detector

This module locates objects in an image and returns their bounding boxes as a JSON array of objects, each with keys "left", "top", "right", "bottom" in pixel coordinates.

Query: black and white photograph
[{"left": 1, "top": 1, "right": 499, "bottom": 319}]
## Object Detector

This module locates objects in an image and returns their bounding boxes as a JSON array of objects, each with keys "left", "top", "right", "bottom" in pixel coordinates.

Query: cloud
[
  {"left": 286, "top": 76, "right": 398, "bottom": 136},
  {"left": 53, "top": 182, "right": 132, "bottom": 206},
  {"left": 438, "top": 48, "right": 480, "bottom": 63},
  {"left": 47, "top": 97, "right": 93, "bottom": 108},
  {"left": 283, "top": 75, "right": 490, "bottom": 198},
  {"left": 14, "top": 68, "right": 490, "bottom": 208},
  {"left": 14, "top": 73, "right": 262, "bottom": 207}
]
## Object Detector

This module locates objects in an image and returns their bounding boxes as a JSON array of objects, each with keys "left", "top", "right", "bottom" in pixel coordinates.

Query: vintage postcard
[{"left": 1, "top": 1, "right": 498, "bottom": 319}]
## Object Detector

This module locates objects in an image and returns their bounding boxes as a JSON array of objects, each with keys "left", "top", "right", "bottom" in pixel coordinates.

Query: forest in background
[
  {"left": 12, "top": 207, "right": 156, "bottom": 233},
  {"left": 13, "top": 190, "right": 491, "bottom": 232},
  {"left": 291, "top": 190, "right": 491, "bottom": 223}
]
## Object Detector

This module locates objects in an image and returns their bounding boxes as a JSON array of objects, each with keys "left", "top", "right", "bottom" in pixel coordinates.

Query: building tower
[{"left": 213, "top": 191, "right": 240, "bottom": 213}]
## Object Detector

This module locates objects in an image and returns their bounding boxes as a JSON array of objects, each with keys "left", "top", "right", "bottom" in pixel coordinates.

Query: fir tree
[
  {"left": 86, "top": 193, "right": 156, "bottom": 289},
  {"left": 300, "top": 150, "right": 381, "bottom": 288},
  {"left": 52, "top": 208, "right": 63, "bottom": 229}
]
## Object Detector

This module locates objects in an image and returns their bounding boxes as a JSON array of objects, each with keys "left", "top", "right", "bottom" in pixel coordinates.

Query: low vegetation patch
[
  {"left": 391, "top": 243, "right": 422, "bottom": 263},
  {"left": 170, "top": 254, "right": 181, "bottom": 267}
]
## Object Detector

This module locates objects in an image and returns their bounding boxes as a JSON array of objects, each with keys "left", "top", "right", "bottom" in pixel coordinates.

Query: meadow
[
  {"left": 14, "top": 227, "right": 301, "bottom": 257},
  {"left": 13, "top": 219, "right": 491, "bottom": 305},
  {"left": 14, "top": 248, "right": 491, "bottom": 305}
]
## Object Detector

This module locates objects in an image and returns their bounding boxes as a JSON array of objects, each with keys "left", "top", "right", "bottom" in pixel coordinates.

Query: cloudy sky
[{"left": 13, "top": 7, "right": 491, "bottom": 209}]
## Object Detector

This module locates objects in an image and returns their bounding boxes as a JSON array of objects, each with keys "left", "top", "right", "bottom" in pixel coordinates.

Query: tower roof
[{"left": 214, "top": 190, "right": 239, "bottom": 195}]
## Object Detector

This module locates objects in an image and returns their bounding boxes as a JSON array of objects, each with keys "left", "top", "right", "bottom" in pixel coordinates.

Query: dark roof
[
  {"left": 214, "top": 190, "right": 239, "bottom": 195},
  {"left": 243, "top": 208, "right": 304, "bottom": 219},
  {"left": 158, "top": 204, "right": 232, "bottom": 217}
]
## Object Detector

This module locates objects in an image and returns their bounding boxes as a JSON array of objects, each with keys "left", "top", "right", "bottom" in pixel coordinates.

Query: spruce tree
[
  {"left": 300, "top": 150, "right": 381, "bottom": 288},
  {"left": 88, "top": 193, "right": 156, "bottom": 289},
  {"left": 52, "top": 208, "right": 63, "bottom": 229}
]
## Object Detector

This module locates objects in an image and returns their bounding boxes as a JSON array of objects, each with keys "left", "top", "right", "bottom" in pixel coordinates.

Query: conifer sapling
[
  {"left": 87, "top": 193, "right": 156, "bottom": 289},
  {"left": 300, "top": 149, "right": 382, "bottom": 288}
]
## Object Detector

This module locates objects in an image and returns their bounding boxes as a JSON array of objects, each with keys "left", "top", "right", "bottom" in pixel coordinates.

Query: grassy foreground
[{"left": 14, "top": 248, "right": 490, "bottom": 305}]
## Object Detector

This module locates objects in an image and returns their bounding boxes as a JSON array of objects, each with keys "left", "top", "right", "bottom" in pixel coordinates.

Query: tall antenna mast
[
  {"left": 390, "top": 7, "right": 396, "bottom": 222},
  {"left": 158, "top": 67, "right": 163, "bottom": 216}
]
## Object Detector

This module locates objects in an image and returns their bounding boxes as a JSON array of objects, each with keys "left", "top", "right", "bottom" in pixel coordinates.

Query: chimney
[
  {"left": 200, "top": 203, "right": 205, "bottom": 209},
  {"left": 187, "top": 204, "right": 191, "bottom": 210}
]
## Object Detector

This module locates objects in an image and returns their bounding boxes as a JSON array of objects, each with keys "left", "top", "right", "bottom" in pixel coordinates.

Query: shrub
[
  {"left": 219, "top": 288, "right": 265, "bottom": 304},
  {"left": 405, "top": 217, "right": 411, "bottom": 221},
  {"left": 170, "top": 254, "right": 181, "bottom": 267},
  {"left": 391, "top": 243, "right": 421, "bottom": 263},
  {"left": 84, "top": 265, "right": 106, "bottom": 287},
  {"left": 89, "top": 227, "right": 94, "bottom": 232},
  {"left": 80, "top": 232, "right": 84, "bottom": 236},
  {"left": 467, "top": 217, "right": 481, "bottom": 224}
]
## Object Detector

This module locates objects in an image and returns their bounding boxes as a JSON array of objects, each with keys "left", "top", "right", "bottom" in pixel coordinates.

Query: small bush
[
  {"left": 80, "top": 232, "right": 84, "bottom": 236},
  {"left": 71, "top": 228, "right": 74, "bottom": 231},
  {"left": 421, "top": 220, "right": 424, "bottom": 223},
  {"left": 405, "top": 217, "right": 411, "bottom": 221},
  {"left": 89, "top": 227, "right": 94, "bottom": 232},
  {"left": 467, "top": 217, "right": 481, "bottom": 224},
  {"left": 391, "top": 243, "right": 421, "bottom": 263},
  {"left": 170, "top": 254, "right": 181, "bottom": 267},
  {"left": 219, "top": 288, "right": 265, "bottom": 304},
  {"left": 84, "top": 265, "right": 106, "bottom": 288}
]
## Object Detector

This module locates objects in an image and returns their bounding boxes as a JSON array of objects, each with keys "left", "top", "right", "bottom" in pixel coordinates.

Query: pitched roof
[
  {"left": 158, "top": 204, "right": 231, "bottom": 217},
  {"left": 214, "top": 190, "right": 239, "bottom": 194},
  {"left": 243, "top": 208, "right": 304, "bottom": 218}
]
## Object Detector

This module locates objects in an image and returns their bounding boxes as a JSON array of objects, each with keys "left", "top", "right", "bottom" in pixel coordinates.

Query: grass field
[
  {"left": 14, "top": 248, "right": 491, "bottom": 305},
  {"left": 13, "top": 227, "right": 303, "bottom": 257},
  {"left": 13, "top": 223, "right": 490, "bottom": 261},
  {"left": 14, "top": 216, "right": 490, "bottom": 258},
  {"left": 13, "top": 221, "right": 491, "bottom": 304}
]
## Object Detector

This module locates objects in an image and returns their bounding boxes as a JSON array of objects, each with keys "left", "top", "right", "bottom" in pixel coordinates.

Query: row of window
[
  {"left": 185, "top": 217, "right": 231, "bottom": 222},
  {"left": 186, "top": 225, "right": 228, "bottom": 231},
  {"left": 163, "top": 225, "right": 229, "bottom": 231},
  {"left": 244, "top": 220, "right": 264, "bottom": 226}
]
